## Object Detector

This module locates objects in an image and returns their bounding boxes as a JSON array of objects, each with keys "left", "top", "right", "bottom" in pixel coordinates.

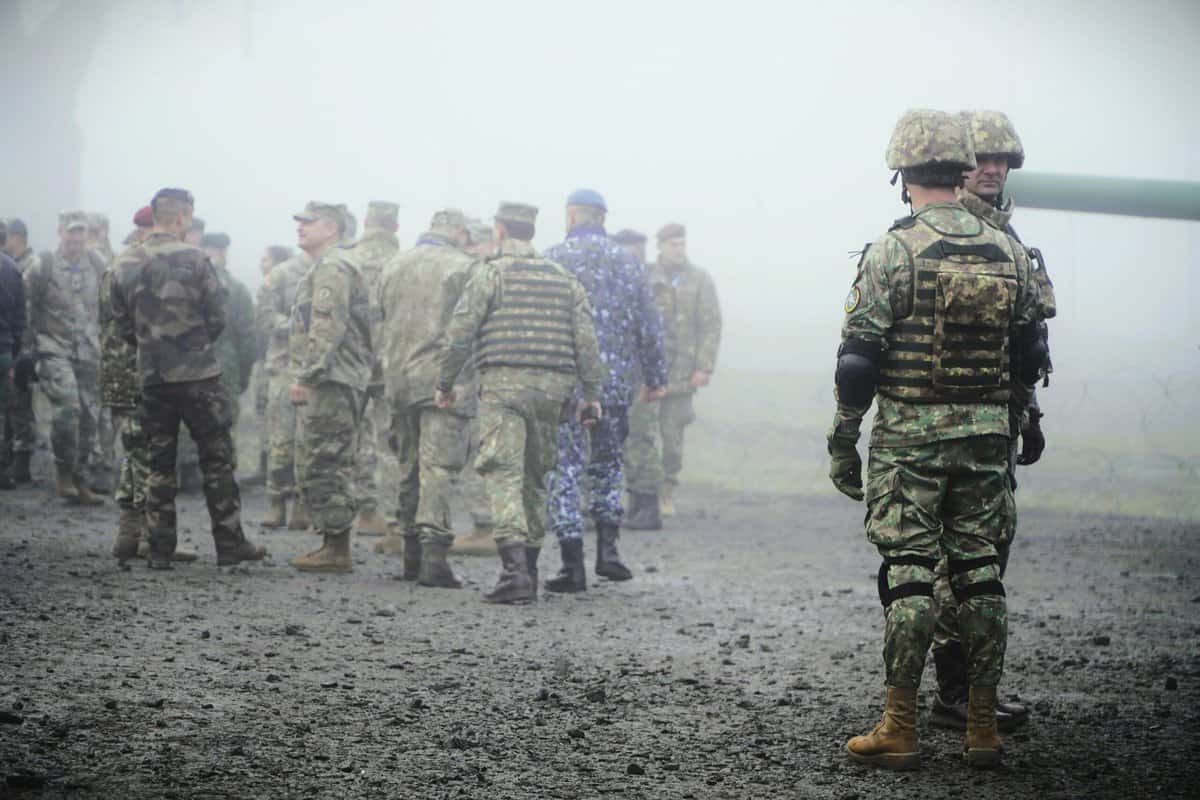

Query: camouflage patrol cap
[
  {"left": 959, "top": 110, "right": 1025, "bottom": 169},
  {"left": 494, "top": 202, "right": 538, "bottom": 226},
  {"left": 59, "top": 210, "right": 88, "bottom": 231},
  {"left": 885, "top": 109, "right": 976, "bottom": 171},
  {"left": 5, "top": 218, "right": 27, "bottom": 238},
  {"left": 465, "top": 218, "right": 493, "bottom": 244},
  {"left": 201, "top": 232, "right": 231, "bottom": 249},
  {"left": 430, "top": 208, "right": 467, "bottom": 229},
  {"left": 365, "top": 200, "right": 399, "bottom": 228},
  {"left": 293, "top": 201, "right": 345, "bottom": 227},
  {"left": 611, "top": 228, "right": 646, "bottom": 245},
  {"left": 87, "top": 212, "right": 109, "bottom": 231},
  {"left": 657, "top": 223, "right": 686, "bottom": 242}
]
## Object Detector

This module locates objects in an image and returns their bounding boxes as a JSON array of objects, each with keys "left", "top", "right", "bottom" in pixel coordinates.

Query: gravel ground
[{"left": 1, "top": 480, "right": 1197, "bottom": 799}]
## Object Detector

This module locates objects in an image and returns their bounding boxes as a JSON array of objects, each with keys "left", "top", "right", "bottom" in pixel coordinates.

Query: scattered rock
[
  {"left": 584, "top": 686, "right": 606, "bottom": 703},
  {"left": 626, "top": 763, "right": 645, "bottom": 776},
  {"left": 1165, "top": 677, "right": 1178, "bottom": 691},
  {"left": 142, "top": 698, "right": 166, "bottom": 709},
  {"left": 103, "top": 699, "right": 118, "bottom": 710},
  {"left": 0, "top": 711, "right": 23, "bottom": 725},
  {"left": 1092, "top": 635, "right": 1111, "bottom": 646}
]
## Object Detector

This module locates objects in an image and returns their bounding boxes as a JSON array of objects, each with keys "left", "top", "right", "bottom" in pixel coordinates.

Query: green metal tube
[{"left": 1006, "top": 172, "right": 1200, "bottom": 221}]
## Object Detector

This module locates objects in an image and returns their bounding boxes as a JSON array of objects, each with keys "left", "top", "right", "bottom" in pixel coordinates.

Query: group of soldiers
[
  {"left": 0, "top": 188, "right": 723, "bottom": 604},
  {"left": 1, "top": 105, "right": 1052, "bottom": 771}
]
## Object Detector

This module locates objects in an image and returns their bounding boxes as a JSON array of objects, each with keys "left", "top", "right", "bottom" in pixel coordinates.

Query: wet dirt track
[{"left": 1, "top": 483, "right": 1198, "bottom": 799}]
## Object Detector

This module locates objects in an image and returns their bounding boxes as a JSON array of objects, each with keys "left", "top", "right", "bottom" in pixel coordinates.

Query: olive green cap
[
  {"left": 365, "top": 200, "right": 399, "bottom": 228},
  {"left": 59, "top": 210, "right": 88, "bottom": 231},
  {"left": 494, "top": 202, "right": 538, "bottom": 226}
]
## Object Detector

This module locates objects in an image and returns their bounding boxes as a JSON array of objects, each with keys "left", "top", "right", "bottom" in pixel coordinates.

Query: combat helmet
[
  {"left": 885, "top": 109, "right": 977, "bottom": 172},
  {"left": 959, "top": 110, "right": 1024, "bottom": 168}
]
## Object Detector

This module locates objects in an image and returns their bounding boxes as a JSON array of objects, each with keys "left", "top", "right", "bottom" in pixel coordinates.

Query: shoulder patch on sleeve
[{"left": 844, "top": 286, "right": 861, "bottom": 314}]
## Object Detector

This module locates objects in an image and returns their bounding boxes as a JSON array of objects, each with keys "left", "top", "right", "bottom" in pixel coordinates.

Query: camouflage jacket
[
  {"left": 836, "top": 201, "right": 1039, "bottom": 448},
  {"left": 349, "top": 228, "right": 400, "bottom": 388},
  {"left": 98, "top": 259, "right": 139, "bottom": 409},
  {"left": 110, "top": 231, "right": 226, "bottom": 388},
  {"left": 378, "top": 231, "right": 479, "bottom": 412},
  {"left": 959, "top": 189, "right": 1056, "bottom": 321},
  {"left": 258, "top": 252, "right": 311, "bottom": 377},
  {"left": 437, "top": 239, "right": 604, "bottom": 402},
  {"left": 24, "top": 248, "right": 105, "bottom": 363},
  {"left": 647, "top": 260, "right": 722, "bottom": 395},
  {"left": 544, "top": 224, "right": 666, "bottom": 407},
  {"left": 213, "top": 263, "right": 257, "bottom": 396},
  {"left": 289, "top": 244, "right": 373, "bottom": 391}
]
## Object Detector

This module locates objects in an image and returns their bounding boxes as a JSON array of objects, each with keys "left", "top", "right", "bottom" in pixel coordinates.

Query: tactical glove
[
  {"left": 13, "top": 353, "right": 37, "bottom": 392},
  {"left": 1017, "top": 410, "right": 1045, "bottom": 466},
  {"left": 828, "top": 442, "right": 864, "bottom": 501}
]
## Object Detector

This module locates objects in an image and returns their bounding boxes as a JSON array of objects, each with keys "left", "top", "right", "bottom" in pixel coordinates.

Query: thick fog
[{"left": 4, "top": 0, "right": 1200, "bottom": 505}]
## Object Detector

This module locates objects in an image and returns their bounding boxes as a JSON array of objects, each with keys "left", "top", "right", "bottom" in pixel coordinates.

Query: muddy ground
[{"left": 1, "top": 480, "right": 1197, "bottom": 799}]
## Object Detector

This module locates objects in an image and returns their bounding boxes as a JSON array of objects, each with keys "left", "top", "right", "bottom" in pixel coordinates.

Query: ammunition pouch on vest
[
  {"left": 879, "top": 233, "right": 1019, "bottom": 404},
  {"left": 476, "top": 260, "right": 576, "bottom": 374}
]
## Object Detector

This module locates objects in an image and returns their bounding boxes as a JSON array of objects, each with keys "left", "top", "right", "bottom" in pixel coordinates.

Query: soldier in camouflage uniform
[
  {"left": 436, "top": 203, "right": 604, "bottom": 605},
  {"left": 829, "top": 110, "right": 1047, "bottom": 770},
  {"left": 348, "top": 201, "right": 401, "bottom": 536},
  {"left": 110, "top": 188, "right": 266, "bottom": 569},
  {"left": 376, "top": 208, "right": 479, "bottom": 587},
  {"left": 624, "top": 223, "right": 721, "bottom": 520},
  {"left": 245, "top": 245, "right": 293, "bottom": 486},
  {"left": 24, "top": 210, "right": 106, "bottom": 504},
  {"left": 922, "top": 111, "right": 1055, "bottom": 733},
  {"left": 259, "top": 244, "right": 313, "bottom": 529},
  {"left": 0, "top": 221, "right": 25, "bottom": 489},
  {"left": 87, "top": 212, "right": 118, "bottom": 493},
  {"left": 2, "top": 219, "right": 40, "bottom": 485},
  {"left": 542, "top": 190, "right": 666, "bottom": 593},
  {"left": 287, "top": 202, "right": 374, "bottom": 574}
]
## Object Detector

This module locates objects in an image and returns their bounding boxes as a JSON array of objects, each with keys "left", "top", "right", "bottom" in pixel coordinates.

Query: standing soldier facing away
[
  {"left": 435, "top": 202, "right": 604, "bottom": 605},
  {"left": 110, "top": 188, "right": 267, "bottom": 569},
  {"left": 828, "top": 110, "right": 1047, "bottom": 770},
  {"left": 623, "top": 223, "right": 721, "bottom": 520},
  {"left": 2, "top": 218, "right": 40, "bottom": 485},
  {"left": 542, "top": 189, "right": 665, "bottom": 592},
  {"left": 377, "top": 208, "right": 478, "bottom": 587},
  {"left": 287, "top": 202, "right": 374, "bottom": 574}
]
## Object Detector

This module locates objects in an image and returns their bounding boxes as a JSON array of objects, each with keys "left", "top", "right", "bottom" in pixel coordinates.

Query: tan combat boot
[
  {"left": 55, "top": 463, "right": 80, "bottom": 501},
  {"left": 288, "top": 497, "right": 312, "bottom": 531},
  {"left": 111, "top": 506, "right": 143, "bottom": 564},
  {"left": 73, "top": 475, "right": 105, "bottom": 507},
  {"left": 354, "top": 508, "right": 389, "bottom": 537},
  {"left": 261, "top": 494, "right": 288, "bottom": 528},
  {"left": 963, "top": 686, "right": 1003, "bottom": 768},
  {"left": 658, "top": 483, "right": 676, "bottom": 518},
  {"left": 449, "top": 524, "right": 498, "bottom": 557},
  {"left": 846, "top": 687, "right": 921, "bottom": 771},
  {"left": 290, "top": 531, "right": 352, "bottom": 573}
]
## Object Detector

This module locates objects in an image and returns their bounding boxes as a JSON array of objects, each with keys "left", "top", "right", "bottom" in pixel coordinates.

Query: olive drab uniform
[
  {"left": 834, "top": 201, "right": 1040, "bottom": 692},
  {"left": 260, "top": 253, "right": 311, "bottom": 506}
]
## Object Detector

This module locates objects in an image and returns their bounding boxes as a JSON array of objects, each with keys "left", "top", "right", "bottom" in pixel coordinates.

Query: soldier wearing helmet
[{"left": 827, "top": 109, "right": 1049, "bottom": 771}]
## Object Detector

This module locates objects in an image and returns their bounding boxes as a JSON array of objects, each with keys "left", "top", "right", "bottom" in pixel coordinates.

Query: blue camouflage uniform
[{"left": 544, "top": 224, "right": 666, "bottom": 541}]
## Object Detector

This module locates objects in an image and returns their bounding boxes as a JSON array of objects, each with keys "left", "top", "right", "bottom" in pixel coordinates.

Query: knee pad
[
  {"left": 877, "top": 555, "right": 938, "bottom": 608},
  {"left": 948, "top": 556, "right": 1006, "bottom": 603}
]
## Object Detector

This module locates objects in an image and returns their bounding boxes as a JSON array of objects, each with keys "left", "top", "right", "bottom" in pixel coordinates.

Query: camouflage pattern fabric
[
  {"left": 648, "top": 260, "right": 721, "bottom": 396},
  {"left": 112, "top": 408, "right": 148, "bottom": 511},
  {"left": 866, "top": 437, "right": 1012, "bottom": 688},
  {"left": 625, "top": 391, "right": 695, "bottom": 492},
  {"left": 109, "top": 232, "right": 226, "bottom": 388},
  {"left": 258, "top": 254, "right": 309, "bottom": 499},
  {"left": 885, "top": 109, "right": 976, "bottom": 171},
  {"left": 289, "top": 245, "right": 373, "bottom": 393},
  {"left": 959, "top": 110, "right": 1024, "bottom": 167},
  {"left": 6, "top": 249, "right": 40, "bottom": 454},
  {"left": 295, "top": 382, "right": 362, "bottom": 535},
  {"left": 140, "top": 377, "right": 244, "bottom": 553},
  {"left": 98, "top": 266, "right": 139, "bottom": 411},
  {"left": 24, "top": 249, "right": 104, "bottom": 363},
  {"left": 37, "top": 355, "right": 98, "bottom": 475},
  {"left": 548, "top": 404, "right": 629, "bottom": 540},
  {"left": 265, "top": 374, "right": 298, "bottom": 498},
  {"left": 459, "top": 416, "right": 493, "bottom": 527},
  {"left": 353, "top": 395, "right": 394, "bottom": 515},
  {"left": 390, "top": 402, "right": 471, "bottom": 545}
]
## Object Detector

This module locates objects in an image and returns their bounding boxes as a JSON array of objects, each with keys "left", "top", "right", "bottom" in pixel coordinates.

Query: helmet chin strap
[{"left": 890, "top": 170, "right": 911, "bottom": 207}]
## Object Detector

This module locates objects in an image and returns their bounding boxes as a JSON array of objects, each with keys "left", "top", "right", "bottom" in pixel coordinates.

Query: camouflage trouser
[
  {"left": 253, "top": 365, "right": 270, "bottom": 461},
  {"left": 548, "top": 404, "right": 629, "bottom": 541},
  {"left": 625, "top": 392, "right": 694, "bottom": 493},
  {"left": 458, "top": 416, "right": 493, "bottom": 528},
  {"left": 112, "top": 408, "right": 148, "bottom": 511},
  {"left": 37, "top": 355, "right": 98, "bottom": 478},
  {"left": 5, "top": 370, "right": 37, "bottom": 454},
  {"left": 475, "top": 386, "right": 566, "bottom": 549},
  {"left": 865, "top": 436, "right": 1012, "bottom": 689},
  {"left": 0, "top": 354, "right": 9, "bottom": 467},
  {"left": 354, "top": 390, "right": 397, "bottom": 515},
  {"left": 266, "top": 373, "right": 298, "bottom": 499},
  {"left": 140, "top": 377, "right": 244, "bottom": 552},
  {"left": 933, "top": 439, "right": 1018, "bottom": 653},
  {"left": 180, "top": 374, "right": 241, "bottom": 469},
  {"left": 295, "top": 382, "right": 362, "bottom": 535},
  {"left": 94, "top": 406, "right": 116, "bottom": 476},
  {"left": 390, "top": 401, "right": 471, "bottom": 545}
]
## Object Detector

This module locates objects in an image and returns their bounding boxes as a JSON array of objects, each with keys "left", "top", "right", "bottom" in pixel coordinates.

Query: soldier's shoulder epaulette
[{"left": 889, "top": 215, "right": 917, "bottom": 231}]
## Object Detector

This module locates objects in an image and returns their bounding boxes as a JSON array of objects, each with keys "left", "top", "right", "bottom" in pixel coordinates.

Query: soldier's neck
[{"left": 907, "top": 185, "right": 958, "bottom": 209}]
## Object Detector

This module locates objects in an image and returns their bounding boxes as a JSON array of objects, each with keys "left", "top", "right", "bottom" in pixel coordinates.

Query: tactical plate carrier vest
[
  {"left": 878, "top": 215, "right": 1020, "bottom": 404},
  {"left": 476, "top": 259, "right": 577, "bottom": 374}
]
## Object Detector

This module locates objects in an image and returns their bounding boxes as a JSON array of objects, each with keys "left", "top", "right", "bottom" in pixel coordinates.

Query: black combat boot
[
  {"left": 544, "top": 538, "right": 586, "bottom": 593},
  {"left": 418, "top": 541, "right": 463, "bottom": 589},
  {"left": 595, "top": 523, "right": 633, "bottom": 581},
  {"left": 526, "top": 546, "right": 540, "bottom": 600},
  {"left": 483, "top": 542, "right": 535, "bottom": 604},
  {"left": 624, "top": 491, "right": 662, "bottom": 531},
  {"left": 401, "top": 533, "right": 422, "bottom": 581},
  {"left": 12, "top": 451, "right": 33, "bottom": 484},
  {"left": 931, "top": 642, "right": 1027, "bottom": 732}
]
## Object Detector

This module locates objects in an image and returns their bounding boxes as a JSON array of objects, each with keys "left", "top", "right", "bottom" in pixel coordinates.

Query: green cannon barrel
[{"left": 1007, "top": 172, "right": 1200, "bottom": 221}]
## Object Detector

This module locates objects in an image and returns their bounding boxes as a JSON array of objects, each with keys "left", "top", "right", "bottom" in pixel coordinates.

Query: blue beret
[{"left": 567, "top": 188, "right": 607, "bottom": 211}]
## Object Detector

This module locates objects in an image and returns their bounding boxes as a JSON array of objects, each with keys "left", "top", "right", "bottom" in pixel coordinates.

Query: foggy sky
[{"left": 10, "top": 0, "right": 1200, "bottom": 382}]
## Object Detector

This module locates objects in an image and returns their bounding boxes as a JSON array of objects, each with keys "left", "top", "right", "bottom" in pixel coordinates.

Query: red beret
[{"left": 133, "top": 205, "right": 153, "bottom": 228}]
